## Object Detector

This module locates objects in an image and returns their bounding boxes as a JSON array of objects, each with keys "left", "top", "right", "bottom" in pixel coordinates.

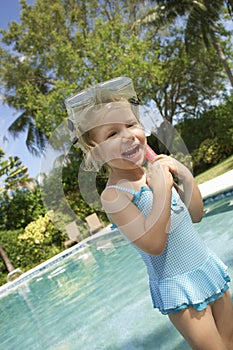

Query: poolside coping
[{"left": 198, "top": 170, "right": 233, "bottom": 200}]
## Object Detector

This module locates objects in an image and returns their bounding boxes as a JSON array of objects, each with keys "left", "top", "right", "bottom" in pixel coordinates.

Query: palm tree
[
  {"left": 0, "top": 246, "right": 15, "bottom": 273},
  {"left": 0, "top": 246, "right": 23, "bottom": 282},
  {"left": 0, "top": 147, "right": 34, "bottom": 193},
  {"left": 133, "top": 0, "right": 233, "bottom": 86},
  {"left": 0, "top": 149, "right": 30, "bottom": 282},
  {"left": 8, "top": 112, "right": 48, "bottom": 157}
]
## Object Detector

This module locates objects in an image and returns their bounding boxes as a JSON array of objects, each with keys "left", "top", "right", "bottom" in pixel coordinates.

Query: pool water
[{"left": 0, "top": 192, "right": 233, "bottom": 350}]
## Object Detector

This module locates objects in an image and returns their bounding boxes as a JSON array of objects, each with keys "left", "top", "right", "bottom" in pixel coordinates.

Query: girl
[{"left": 65, "top": 77, "right": 233, "bottom": 350}]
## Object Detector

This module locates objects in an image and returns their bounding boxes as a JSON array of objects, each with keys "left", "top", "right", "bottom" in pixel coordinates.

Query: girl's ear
[
  {"left": 90, "top": 144, "right": 102, "bottom": 161},
  {"left": 82, "top": 131, "right": 98, "bottom": 148},
  {"left": 83, "top": 145, "right": 102, "bottom": 172},
  {"left": 88, "top": 140, "right": 98, "bottom": 147}
]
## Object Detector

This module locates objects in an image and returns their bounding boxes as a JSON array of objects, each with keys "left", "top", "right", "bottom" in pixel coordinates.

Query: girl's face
[{"left": 88, "top": 107, "right": 147, "bottom": 170}]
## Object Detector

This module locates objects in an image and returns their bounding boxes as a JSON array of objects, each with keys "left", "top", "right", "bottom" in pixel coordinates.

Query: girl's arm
[
  {"left": 153, "top": 155, "right": 204, "bottom": 223},
  {"left": 180, "top": 173, "right": 204, "bottom": 222},
  {"left": 101, "top": 162, "right": 173, "bottom": 255}
]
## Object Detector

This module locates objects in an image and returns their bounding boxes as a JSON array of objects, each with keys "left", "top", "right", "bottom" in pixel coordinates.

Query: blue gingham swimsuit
[{"left": 107, "top": 185, "right": 230, "bottom": 315}]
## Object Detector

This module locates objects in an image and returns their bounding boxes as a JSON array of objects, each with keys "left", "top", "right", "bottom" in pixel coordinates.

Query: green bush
[
  {"left": 0, "top": 213, "right": 67, "bottom": 286},
  {"left": 192, "top": 137, "right": 232, "bottom": 175},
  {"left": 18, "top": 212, "right": 66, "bottom": 265},
  {"left": 0, "top": 186, "right": 45, "bottom": 230},
  {"left": 0, "top": 229, "right": 23, "bottom": 286}
]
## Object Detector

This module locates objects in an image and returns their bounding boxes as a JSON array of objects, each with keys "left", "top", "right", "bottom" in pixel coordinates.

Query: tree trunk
[
  {"left": 0, "top": 246, "right": 15, "bottom": 273},
  {"left": 210, "top": 29, "right": 233, "bottom": 87}
]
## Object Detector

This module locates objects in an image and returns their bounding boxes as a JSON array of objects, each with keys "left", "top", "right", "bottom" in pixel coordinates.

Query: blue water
[{"left": 0, "top": 192, "right": 233, "bottom": 350}]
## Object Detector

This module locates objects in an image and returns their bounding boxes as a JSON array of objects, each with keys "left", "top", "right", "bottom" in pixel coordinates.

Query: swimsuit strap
[
  {"left": 106, "top": 185, "right": 142, "bottom": 231},
  {"left": 106, "top": 185, "right": 151, "bottom": 202},
  {"left": 106, "top": 185, "right": 136, "bottom": 196}
]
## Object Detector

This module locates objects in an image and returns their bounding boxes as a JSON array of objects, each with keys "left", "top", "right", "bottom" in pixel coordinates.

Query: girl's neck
[{"left": 108, "top": 166, "right": 146, "bottom": 186}]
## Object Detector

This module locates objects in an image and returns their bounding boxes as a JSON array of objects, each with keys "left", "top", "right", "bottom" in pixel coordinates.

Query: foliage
[
  {"left": 0, "top": 147, "right": 33, "bottom": 193},
  {"left": 195, "top": 155, "right": 233, "bottom": 184},
  {"left": 0, "top": 0, "right": 232, "bottom": 154},
  {"left": 177, "top": 96, "right": 233, "bottom": 174},
  {"left": 0, "top": 221, "right": 66, "bottom": 286},
  {"left": 40, "top": 146, "right": 108, "bottom": 234},
  {"left": 193, "top": 138, "right": 226, "bottom": 170},
  {"left": 62, "top": 147, "right": 108, "bottom": 218},
  {"left": 0, "top": 147, "right": 41, "bottom": 229},
  {"left": 140, "top": 0, "right": 233, "bottom": 86},
  {"left": 0, "top": 185, "right": 45, "bottom": 230},
  {"left": 0, "top": 229, "right": 22, "bottom": 286},
  {"left": 19, "top": 211, "right": 63, "bottom": 245}
]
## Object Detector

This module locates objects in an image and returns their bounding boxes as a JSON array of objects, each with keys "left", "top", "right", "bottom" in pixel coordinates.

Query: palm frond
[
  {"left": 8, "top": 111, "right": 48, "bottom": 156},
  {"left": 8, "top": 112, "right": 30, "bottom": 138},
  {"left": 26, "top": 121, "right": 47, "bottom": 156},
  {"left": 225, "top": 0, "right": 233, "bottom": 17}
]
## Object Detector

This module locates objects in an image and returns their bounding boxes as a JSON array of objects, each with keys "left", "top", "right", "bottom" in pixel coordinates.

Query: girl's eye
[
  {"left": 107, "top": 131, "right": 117, "bottom": 138},
  {"left": 127, "top": 121, "right": 138, "bottom": 128}
]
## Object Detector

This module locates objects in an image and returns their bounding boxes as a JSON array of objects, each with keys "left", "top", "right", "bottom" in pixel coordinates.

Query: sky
[{"left": 0, "top": 0, "right": 39, "bottom": 178}]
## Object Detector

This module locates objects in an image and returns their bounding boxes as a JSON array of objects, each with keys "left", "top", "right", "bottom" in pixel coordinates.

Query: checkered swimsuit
[{"left": 107, "top": 185, "right": 230, "bottom": 315}]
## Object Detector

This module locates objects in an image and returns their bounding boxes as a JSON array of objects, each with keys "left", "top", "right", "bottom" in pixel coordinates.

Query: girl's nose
[{"left": 121, "top": 127, "right": 135, "bottom": 140}]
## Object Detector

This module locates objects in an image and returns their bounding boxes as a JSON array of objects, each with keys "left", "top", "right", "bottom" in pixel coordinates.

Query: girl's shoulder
[
  {"left": 101, "top": 185, "right": 119, "bottom": 201},
  {"left": 101, "top": 183, "right": 154, "bottom": 214},
  {"left": 101, "top": 184, "right": 135, "bottom": 214},
  {"left": 101, "top": 184, "right": 134, "bottom": 201}
]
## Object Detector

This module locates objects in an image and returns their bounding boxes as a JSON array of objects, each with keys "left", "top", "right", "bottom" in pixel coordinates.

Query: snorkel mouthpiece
[{"left": 145, "top": 145, "right": 157, "bottom": 162}]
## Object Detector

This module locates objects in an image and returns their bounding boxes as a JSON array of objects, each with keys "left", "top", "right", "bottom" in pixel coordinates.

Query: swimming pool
[{"left": 0, "top": 191, "right": 233, "bottom": 350}]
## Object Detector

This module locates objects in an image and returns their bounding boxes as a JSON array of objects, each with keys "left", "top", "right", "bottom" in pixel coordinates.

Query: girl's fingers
[
  {"left": 149, "top": 154, "right": 190, "bottom": 183},
  {"left": 156, "top": 156, "right": 180, "bottom": 174}
]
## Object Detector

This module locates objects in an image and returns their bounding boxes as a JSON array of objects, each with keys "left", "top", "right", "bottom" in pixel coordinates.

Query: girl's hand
[
  {"left": 150, "top": 154, "right": 203, "bottom": 222},
  {"left": 150, "top": 154, "right": 192, "bottom": 183},
  {"left": 146, "top": 160, "right": 173, "bottom": 192}
]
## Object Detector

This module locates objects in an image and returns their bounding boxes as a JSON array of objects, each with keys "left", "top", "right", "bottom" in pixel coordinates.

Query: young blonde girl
[{"left": 65, "top": 77, "right": 233, "bottom": 350}]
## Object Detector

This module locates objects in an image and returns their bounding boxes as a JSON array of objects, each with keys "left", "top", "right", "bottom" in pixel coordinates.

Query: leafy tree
[
  {"left": 18, "top": 211, "right": 64, "bottom": 247},
  {"left": 0, "top": 229, "right": 23, "bottom": 286},
  {"left": 0, "top": 245, "right": 16, "bottom": 273},
  {"left": 135, "top": 0, "right": 233, "bottom": 86},
  {"left": 1, "top": 0, "right": 231, "bottom": 156},
  {"left": 0, "top": 0, "right": 146, "bottom": 154},
  {"left": 139, "top": 27, "right": 224, "bottom": 120},
  {"left": 0, "top": 147, "right": 33, "bottom": 193},
  {"left": 0, "top": 222, "right": 65, "bottom": 286},
  {"left": 0, "top": 185, "right": 45, "bottom": 230},
  {"left": 177, "top": 96, "right": 233, "bottom": 173},
  {"left": 39, "top": 146, "right": 108, "bottom": 236},
  {"left": 0, "top": 149, "right": 38, "bottom": 282},
  {"left": 0, "top": 148, "right": 42, "bottom": 229}
]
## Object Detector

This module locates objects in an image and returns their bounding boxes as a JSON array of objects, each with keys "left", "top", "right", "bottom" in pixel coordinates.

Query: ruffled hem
[
  {"left": 149, "top": 252, "right": 231, "bottom": 315},
  {"left": 162, "top": 277, "right": 230, "bottom": 315}
]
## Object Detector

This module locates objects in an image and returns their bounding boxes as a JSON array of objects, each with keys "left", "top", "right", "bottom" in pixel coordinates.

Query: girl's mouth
[{"left": 122, "top": 144, "right": 140, "bottom": 159}]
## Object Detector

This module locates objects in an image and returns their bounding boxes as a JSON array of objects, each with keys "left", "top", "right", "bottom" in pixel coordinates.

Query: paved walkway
[{"left": 198, "top": 170, "right": 233, "bottom": 199}]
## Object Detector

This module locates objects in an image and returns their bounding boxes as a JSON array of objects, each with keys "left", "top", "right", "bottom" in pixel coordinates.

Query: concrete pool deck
[{"left": 198, "top": 170, "right": 233, "bottom": 200}]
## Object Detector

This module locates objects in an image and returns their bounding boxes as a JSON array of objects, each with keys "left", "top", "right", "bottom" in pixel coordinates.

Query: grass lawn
[{"left": 194, "top": 155, "right": 233, "bottom": 185}]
